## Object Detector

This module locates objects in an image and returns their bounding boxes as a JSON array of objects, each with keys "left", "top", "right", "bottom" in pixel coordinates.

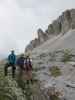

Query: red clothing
[{"left": 24, "top": 58, "right": 32, "bottom": 71}]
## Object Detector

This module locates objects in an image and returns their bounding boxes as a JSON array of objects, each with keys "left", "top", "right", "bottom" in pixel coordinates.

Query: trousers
[{"left": 4, "top": 63, "right": 16, "bottom": 78}]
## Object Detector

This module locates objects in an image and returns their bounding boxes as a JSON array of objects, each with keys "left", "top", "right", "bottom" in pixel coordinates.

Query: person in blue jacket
[{"left": 4, "top": 50, "right": 16, "bottom": 78}]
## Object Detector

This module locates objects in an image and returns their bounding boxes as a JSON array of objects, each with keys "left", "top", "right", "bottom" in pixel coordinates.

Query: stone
[
  {"left": 37, "top": 28, "right": 48, "bottom": 43},
  {"left": 25, "top": 9, "right": 75, "bottom": 53},
  {"left": 25, "top": 28, "right": 48, "bottom": 52}
]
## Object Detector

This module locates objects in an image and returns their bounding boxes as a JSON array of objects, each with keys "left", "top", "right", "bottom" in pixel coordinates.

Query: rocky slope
[
  {"left": 25, "top": 9, "right": 75, "bottom": 52},
  {"left": 31, "top": 29, "right": 75, "bottom": 57},
  {"left": 29, "top": 29, "right": 75, "bottom": 100},
  {"left": 24, "top": 9, "right": 75, "bottom": 100}
]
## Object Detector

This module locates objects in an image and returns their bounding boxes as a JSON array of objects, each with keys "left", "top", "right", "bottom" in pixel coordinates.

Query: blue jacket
[{"left": 8, "top": 54, "right": 16, "bottom": 64}]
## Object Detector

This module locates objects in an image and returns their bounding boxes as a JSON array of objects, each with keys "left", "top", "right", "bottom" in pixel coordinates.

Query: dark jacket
[{"left": 17, "top": 57, "right": 25, "bottom": 69}]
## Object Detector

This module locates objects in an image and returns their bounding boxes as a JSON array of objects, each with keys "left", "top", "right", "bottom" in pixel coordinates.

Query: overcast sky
[{"left": 0, "top": 0, "right": 75, "bottom": 58}]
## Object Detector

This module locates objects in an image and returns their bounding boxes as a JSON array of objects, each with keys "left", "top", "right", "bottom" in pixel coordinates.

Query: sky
[{"left": 0, "top": 0, "right": 75, "bottom": 58}]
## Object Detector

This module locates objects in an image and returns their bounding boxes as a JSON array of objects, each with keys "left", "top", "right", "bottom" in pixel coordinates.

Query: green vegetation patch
[
  {"left": 61, "top": 49, "right": 72, "bottom": 62},
  {"left": 49, "top": 66, "right": 61, "bottom": 77},
  {"left": 50, "top": 95, "right": 60, "bottom": 100}
]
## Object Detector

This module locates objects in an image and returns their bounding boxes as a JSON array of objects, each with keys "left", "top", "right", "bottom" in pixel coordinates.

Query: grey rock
[
  {"left": 37, "top": 28, "right": 48, "bottom": 43},
  {"left": 25, "top": 28, "right": 48, "bottom": 52},
  {"left": 25, "top": 9, "right": 75, "bottom": 53},
  {"left": 25, "top": 38, "right": 40, "bottom": 52}
]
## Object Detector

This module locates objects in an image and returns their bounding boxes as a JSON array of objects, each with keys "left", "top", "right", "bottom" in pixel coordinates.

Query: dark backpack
[{"left": 17, "top": 57, "right": 25, "bottom": 66}]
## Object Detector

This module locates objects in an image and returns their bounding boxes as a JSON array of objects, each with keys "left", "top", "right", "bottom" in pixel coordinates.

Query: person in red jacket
[{"left": 24, "top": 55, "right": 33, "bottom": 84}]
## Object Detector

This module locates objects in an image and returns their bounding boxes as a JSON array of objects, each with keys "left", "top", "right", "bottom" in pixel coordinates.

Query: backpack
[{"left": 17, "top": 57, "right": 24, "bottom": 65}]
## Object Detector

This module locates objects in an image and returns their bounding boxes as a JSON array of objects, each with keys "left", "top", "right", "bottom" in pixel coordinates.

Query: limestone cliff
[
  {"left": 25, "top": 28, "right": 49, "bottom": 52},
  {"left": 25, "top": 9, "right": 75, "bottom": 52}
]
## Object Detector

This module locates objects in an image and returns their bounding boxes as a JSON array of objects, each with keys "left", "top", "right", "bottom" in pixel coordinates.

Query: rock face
[
  {"left": 25, "top": 9, "right": 75, "bottom": 52},
  {"left": 46, "top": 9, "right": 75, "bottom": 35},
  {"left": 25, "top": 28, "right": 48, "bottom": 52},
  {"left": 37, "top": 29, "right": 48, "bottom": 43}
]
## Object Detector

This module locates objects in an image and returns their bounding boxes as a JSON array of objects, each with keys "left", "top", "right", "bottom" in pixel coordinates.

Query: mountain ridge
[{"left": 25, "top": 9, "right": 75, "bottom": 52}]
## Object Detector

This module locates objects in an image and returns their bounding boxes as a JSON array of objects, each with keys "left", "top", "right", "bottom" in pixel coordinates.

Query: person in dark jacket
[
  {"left": 25, "top": 56, "right": 32, "bottom": 72},
  {"left": 17, "top": 54, "right": 25, "bottom": 77},
  {"left": 4, "top": 50, "right": 16, "bottom": 78},
  {"left": 24, "top": 55, "right": 33, "bottom": 84}
]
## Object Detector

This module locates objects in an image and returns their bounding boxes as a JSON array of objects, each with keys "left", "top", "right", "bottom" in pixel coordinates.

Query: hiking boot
[
  {"left": 26, "top": 80, "right": 30, "bottom": 85},
  {"left": 30, "top": 79, "right": 33, "bottom": 84}
]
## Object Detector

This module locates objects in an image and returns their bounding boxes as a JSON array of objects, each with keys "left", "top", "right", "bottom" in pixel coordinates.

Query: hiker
[
  {"left": 17, "top": 54, "right": 25, "bottom": 78},
  {"left": 24, "top": 54, "right": 33, "bottom": 84},
  {"left": 4, "top": 50, "right": 16, "bottom": 78}
]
